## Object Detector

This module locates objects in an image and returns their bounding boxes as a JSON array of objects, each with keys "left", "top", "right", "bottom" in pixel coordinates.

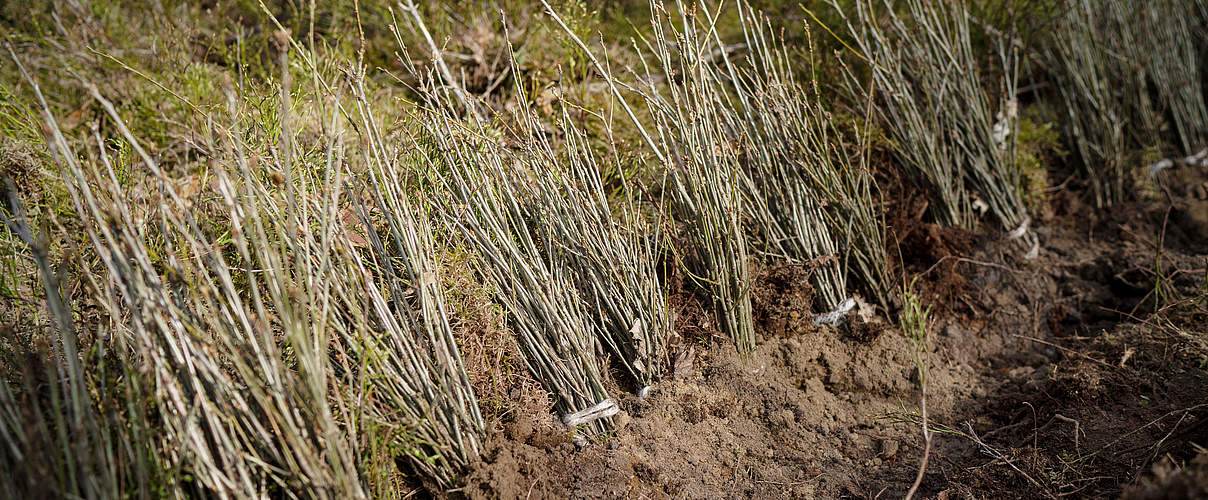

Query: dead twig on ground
[
  {"left": 965, "top": 423, "right": 1057, "bottom": 498},
  {"left": 1013, "top": 334, "right": 1114, "bottom": 368}
]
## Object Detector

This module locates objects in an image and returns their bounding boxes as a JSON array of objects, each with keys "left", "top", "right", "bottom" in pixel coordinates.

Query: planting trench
[{"left": 455, "top": 164, "right": 1208, "bottom": 499}]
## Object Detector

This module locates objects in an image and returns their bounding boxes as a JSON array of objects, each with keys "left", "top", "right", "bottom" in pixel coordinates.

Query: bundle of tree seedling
[
  {"left": 0, "top": 43, "right": 487, "bottom": 496},
  {"left": 548, "top": 0, "right": 893, "bottom": 346},
  {"left": 832, "top": 0, "right": 1037, "bottom": 256},
  {"left": 28, "top": 85, "right": 364, "bottom": 497},
  {"left": 509, "top": 97, "right": 672, "bottom": 390},
  {"left": 398, "top": 2, "right": 674, "bottom": 435},
  {"left": 719, "top": 4, "right": 891, "bottom": 309},
  {"left": 421, "top": 109, "right": 618, "bottom": 435},
  {"left": 346, "top": 71, "right": 485, "bottom": 487},
  {"left": 1043, "top": 0, "right": 1208, "bottom": 206}
]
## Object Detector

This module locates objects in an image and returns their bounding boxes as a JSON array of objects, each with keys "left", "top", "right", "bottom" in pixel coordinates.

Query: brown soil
[{"left": 456, "top": 162, "right": 1208, "bottom": 499}]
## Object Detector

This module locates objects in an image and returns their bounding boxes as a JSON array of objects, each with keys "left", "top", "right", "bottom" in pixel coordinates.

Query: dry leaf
[
  {"left": 340, "top": 208, "right": 370, "bottom": 249},
  {"left": 176, "top": 174, "right": 203, "bottom": 200},
  {"left": 672, "top": 346, "right": 695, "bottom": 380},
  {"left": 60, "top": 107, "right": 89, "bottom": 132}
]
